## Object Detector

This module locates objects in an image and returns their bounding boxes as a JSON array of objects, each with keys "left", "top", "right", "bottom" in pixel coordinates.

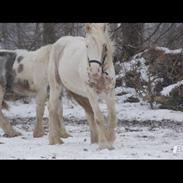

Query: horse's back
[{"left": 13, "top": 46, "right": 51, "bottom": 93}]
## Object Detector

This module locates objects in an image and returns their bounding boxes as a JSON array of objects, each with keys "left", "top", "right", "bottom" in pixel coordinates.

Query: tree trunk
[
  {"left": 42, "top": 23, "right": 56, "bottom": 45},
  {"left": 16, "top": 23, "right": 24, "bottom": 49},
  {"left": 1, "top": 23, "right": 8, "bottom": 48},
  {"left": 122, "top": 23, "right": 144, "bottom": 61}
]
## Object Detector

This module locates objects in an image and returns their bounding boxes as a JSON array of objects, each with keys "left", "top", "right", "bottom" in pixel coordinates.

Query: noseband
[
  {"left": 88, "top": 59, "right": 108, "bottom": 75},
  {"left": 88, "top": 56, "right": 108, "bottom": 75}
]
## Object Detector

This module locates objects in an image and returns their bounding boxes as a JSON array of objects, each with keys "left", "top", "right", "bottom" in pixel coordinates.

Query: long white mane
[{"left": 86, "top": 23, "right": 115, "bottom": 68}]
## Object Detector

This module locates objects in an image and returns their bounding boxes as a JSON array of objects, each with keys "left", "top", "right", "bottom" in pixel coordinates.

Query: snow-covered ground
[{"left": 1, "top": 92, "right": 183, "bottom": 159}]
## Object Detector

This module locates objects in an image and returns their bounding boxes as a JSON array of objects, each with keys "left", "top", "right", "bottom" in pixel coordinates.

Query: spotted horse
[{"left": 0, "top": 46, "right": 70, "bottom": 138}]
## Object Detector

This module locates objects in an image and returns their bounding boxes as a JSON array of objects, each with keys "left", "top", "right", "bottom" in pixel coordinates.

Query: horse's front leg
[
  {"left": 85, "top": 111, "right": 98, "bottom": 144},
  {"left": 87, "top": 89, "right": 113, "bottom": 150},
  {"left": 105, "top": 91, "right": 117, "bottom": 146},
  {"left": 33, "top": 89, "right": 47, "bottom": 138}
]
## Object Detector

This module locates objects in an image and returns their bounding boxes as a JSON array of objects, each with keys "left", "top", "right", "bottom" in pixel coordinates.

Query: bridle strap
[
  {"left": 88, "top": 60, "right": 103, "bottom": 67},
  {"left": 88, "top": 59, "right": 108, "bottom": 75}
]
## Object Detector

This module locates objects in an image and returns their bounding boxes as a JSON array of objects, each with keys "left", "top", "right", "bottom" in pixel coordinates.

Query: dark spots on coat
[
  {"left": 17, "top": 79, "right": 30, "bottom": 90},
  {"left": 24, "top": 80, "right": 29, "bottom": 89},
  {"left": 13, "top": 79, "right": 36, "bottom": 96},
  {"left": 17, "top": 56, "right": 24, "bottom": 63},
  {"left": 17, "top": 64, "right": 24, "bottom": 73}
]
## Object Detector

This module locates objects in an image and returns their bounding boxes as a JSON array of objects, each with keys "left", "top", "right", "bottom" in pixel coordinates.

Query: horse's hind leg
[
  {"left": 33, "top": 89, "right": 47, "bottom": 138},
  {"left": 57, "top": 94, "right": 71, "bottom": 138},
  {"left": 48, "top": 85, "right": 64, "bottom": 144},
  {"left": 0, "top": 85, "right": 21, "bottom": 137}
]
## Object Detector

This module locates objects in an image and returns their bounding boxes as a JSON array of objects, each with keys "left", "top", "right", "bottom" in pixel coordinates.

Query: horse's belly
[{"left": 12, "top": 78, "right": 37, "bottom": 96}]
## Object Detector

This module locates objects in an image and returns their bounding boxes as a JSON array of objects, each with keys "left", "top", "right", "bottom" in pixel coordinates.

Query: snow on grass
[
  {"left": 119, "top": 57, "right": 149, "bottom": 82},
  {"left": 0, "top": 124, "right": 183, "bottom": 159},
  {"left": 3, "top": 97, "right": 86, "bottom": 120},
  {"left": 114, "top": 96, "right": 183, "bottom": 123},
  {"left": 161, "top": 80, "right": 183, "bottom": 96},
  {"left": 1, "top": 89, "right": 183, "bottom": 159},
  {"left": 3, "top": 92, "right": 183, "bottom": 125}
]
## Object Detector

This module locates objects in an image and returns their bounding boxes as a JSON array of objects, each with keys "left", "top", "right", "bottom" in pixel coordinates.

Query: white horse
[
  {"left": 0, "top": 46, "right": 70, "bottom": 138},
  {"left": 48, "top": 23, "right": 117, "bottom": 150}
]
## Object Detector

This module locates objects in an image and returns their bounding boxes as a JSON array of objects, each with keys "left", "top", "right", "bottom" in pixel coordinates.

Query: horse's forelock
[
  {"left": 87, "top": 23, "right": 108, "bottom": 34},
  {"left": 86, "top": 23, "right": 115, "bottom": 63}
]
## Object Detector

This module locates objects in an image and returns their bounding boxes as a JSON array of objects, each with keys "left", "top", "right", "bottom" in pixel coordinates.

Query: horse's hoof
[
  {"left": 106, "top": 130, "right": 116, "bottom": 143},
  {"left": 49, "top": 136, "right": 64, "bottom": 145},
  {"left": 60, "top": 132, "right": 72, "bottom": 138},
  {"left": 33, "top": 129, "right": 45, "bottom": 138},
  {"left": 107, "top": 146, "right": 115, "bottom": 150},
  {"left": 98, "top": 142, "right": 114, "bottom": 150}
]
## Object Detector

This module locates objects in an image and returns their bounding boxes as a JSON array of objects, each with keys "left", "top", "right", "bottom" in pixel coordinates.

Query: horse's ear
[{"left": 85, "top": 23, "right": 92, "bottom": 33}]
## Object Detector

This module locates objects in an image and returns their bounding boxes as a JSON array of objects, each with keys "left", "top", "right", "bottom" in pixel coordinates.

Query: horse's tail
[
  {"left": 2, "top": 100, "right": 9, "bottom": 110},
  {"left": 49, "top": 41, "right": 66, "bottom": 85}
]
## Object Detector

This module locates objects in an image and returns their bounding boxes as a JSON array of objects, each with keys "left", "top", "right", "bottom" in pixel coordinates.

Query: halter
[{"left": 88, "top": 53, "right": 108, "bottom": 75}]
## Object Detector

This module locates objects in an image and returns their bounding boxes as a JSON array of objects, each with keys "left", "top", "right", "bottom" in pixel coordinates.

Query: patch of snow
[
  {"left": 161, "top": 80, "right": 183, "bottom": 96},
  {"left": 1, "top": 88, "right": 183, "bottom": 159},
  {"left": 15, "top": 49, "right": 28, "bottom": 55},
  {"left": 120, "top": 57, "right": 149, "bottom": 82},
  {"left": 115, "top": 87, "right": 136, "bottom": 95},
  {"left": 4, "top": 94, "right": 183, "bottom": 126},
  {"left": 155, "top": 47, "right": 183, "bottom": 55},
  {"left": 0, "top": 123, "right": 183, "bottom": 159},
  {"left": 117, "top": 23, "right": 121, "bottom": 28}
]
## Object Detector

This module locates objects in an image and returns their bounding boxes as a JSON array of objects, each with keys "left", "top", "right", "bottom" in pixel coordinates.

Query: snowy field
[{"left": 1, "top": 92, "right": 183, "bottom": 159}]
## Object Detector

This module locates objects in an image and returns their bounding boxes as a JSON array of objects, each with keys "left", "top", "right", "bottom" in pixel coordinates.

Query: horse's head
[{"left": 85, "top": 23, "right": 111, "bottom": 79}]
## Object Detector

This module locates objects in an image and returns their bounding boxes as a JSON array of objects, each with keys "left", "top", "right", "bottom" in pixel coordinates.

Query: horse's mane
[{"left": 88, "top": 23, "right": 115, "bottom": 67}]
